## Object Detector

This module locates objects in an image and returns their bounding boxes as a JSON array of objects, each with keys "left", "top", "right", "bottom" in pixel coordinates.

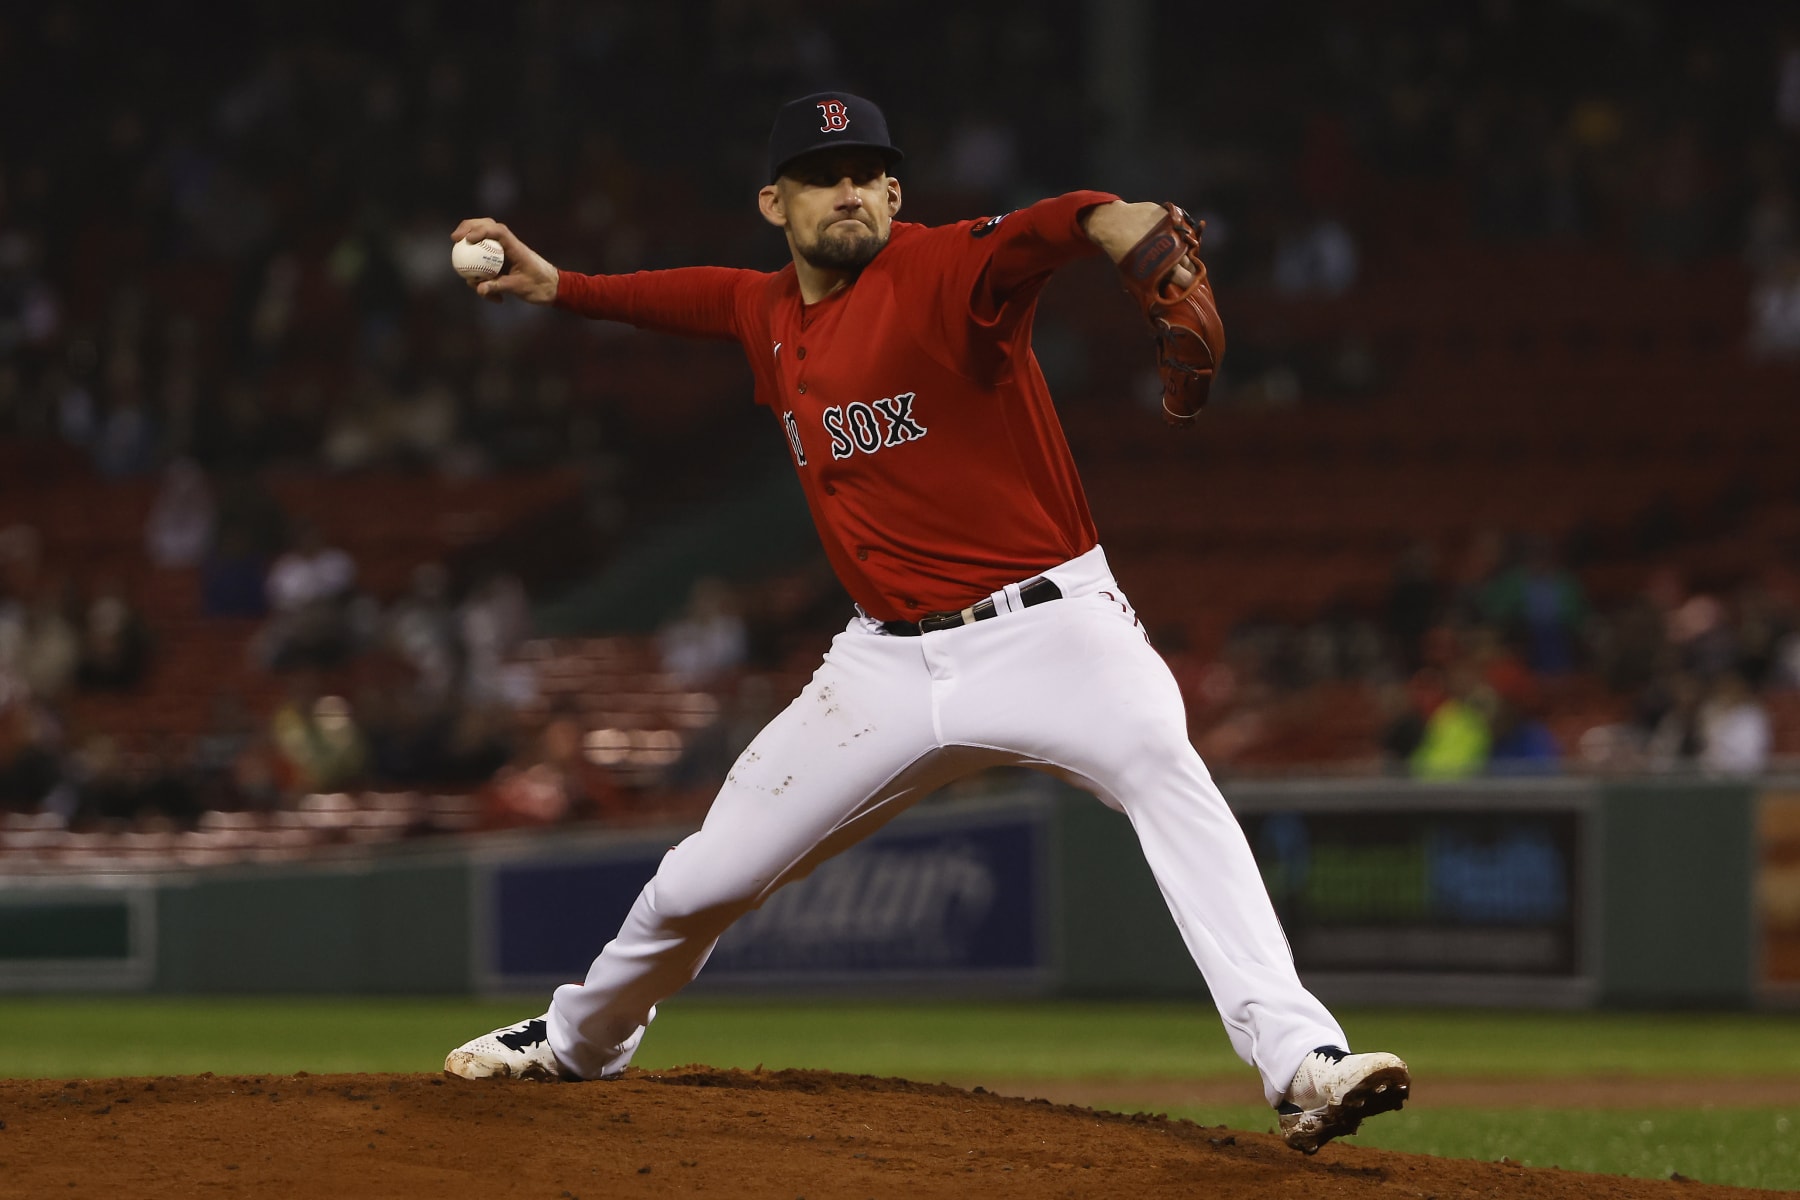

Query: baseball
[{"left": 452, "top": 237, "right": 506, "bottom": 282}]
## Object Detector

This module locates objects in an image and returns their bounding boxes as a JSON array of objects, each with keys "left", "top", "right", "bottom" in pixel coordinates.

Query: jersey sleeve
[
  {"left": 909, "top": 190, "right": 1120, "bottom": 378},
  {"left": 553, "top": 267, "right": 763, "bottom": 341},
  {"left": 971, "top": 189, "right": 1120, "bottom": 305}
]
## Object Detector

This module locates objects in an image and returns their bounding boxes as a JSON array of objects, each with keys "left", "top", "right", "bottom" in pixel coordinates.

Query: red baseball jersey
[{"left": 554, "top": 189, "right": 1122, "bottom": 622}]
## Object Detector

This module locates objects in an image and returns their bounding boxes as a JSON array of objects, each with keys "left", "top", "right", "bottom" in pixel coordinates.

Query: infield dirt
[{"left": 0, "top": 1068, "right": 1786, "bottom": 1199}]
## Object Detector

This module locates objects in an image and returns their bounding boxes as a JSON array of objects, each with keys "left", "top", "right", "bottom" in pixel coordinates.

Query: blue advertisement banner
[
  {"left": 1242, "top": 808, "right": 1583, "bottom": 976},
  {"left": 486, "top": 801, "right": 1048, "bottom": 989}
]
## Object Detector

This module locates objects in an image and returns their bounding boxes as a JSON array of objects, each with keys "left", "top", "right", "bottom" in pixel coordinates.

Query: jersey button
[
  {"left": 796, "top": 346, "right": 807, "bottom": 359},
  {"left": 797, "top": 382, "right": 807, "bottom": 394},
  {"left": 856, "top": 547, "right": 868, "bottom": 561},
  {"left": 823, "top": 483, "right": 836, "bottom": 495}
]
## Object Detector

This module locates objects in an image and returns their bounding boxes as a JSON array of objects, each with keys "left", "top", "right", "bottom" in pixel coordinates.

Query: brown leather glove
[{"left": 1119, "top": 204, "right": 1225, "bottom": 426}]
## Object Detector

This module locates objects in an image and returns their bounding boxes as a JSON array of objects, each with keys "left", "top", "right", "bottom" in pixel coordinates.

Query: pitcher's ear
[{"left": 758, "top": 183, "right": 787, "bottom": 229}]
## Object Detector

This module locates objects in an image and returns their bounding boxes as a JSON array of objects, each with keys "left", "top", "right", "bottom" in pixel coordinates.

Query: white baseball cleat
[
  {"left": 444, "top": 1015, "right": 573, "bottom": 1081},
  {"left": 1276, "top": 1046, "right": 1410, "bottom": 1153}
]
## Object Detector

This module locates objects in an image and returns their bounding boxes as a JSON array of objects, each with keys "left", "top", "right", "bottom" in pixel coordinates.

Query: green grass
[
  {"left": 7, "top": 997, "right": 1799, "bottom": 1082},
  {"left": 2, "top": 998, "right": 1798, "bottom": 1189},
  {"left": 1154, "top": 1104, "right": 1800, "bottom": 1192},
  {"left": 640, "top": 1002, "right": 1800, "bottom": 1082}
]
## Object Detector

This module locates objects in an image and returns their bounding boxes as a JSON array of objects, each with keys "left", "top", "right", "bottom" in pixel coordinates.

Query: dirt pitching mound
[{"left": 0, "top": 1068, "right": 1783, "bottom": 1199}]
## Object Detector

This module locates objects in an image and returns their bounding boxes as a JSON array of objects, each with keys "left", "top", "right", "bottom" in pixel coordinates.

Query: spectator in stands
[
  {"left": 18, "top": 579, "right": 81, "bottom": 702},
  {"left": 460, "top": 567, "right": 533, "bottom": 707},
  {"left": 442, "top": 703, "right": 515, "bottom": 784},
  {"left": 1776, "top": 625, "right": 1800, "bottom": 691},
  {"left": 199, "top": 470, "right": 286, "bottom": 618},
  {"left": 1480, "top": 535, "right": 1588, "bottom": 675},
  {"left": 144, "top": 457, "right": 217, "bottom": 569},
  {"left": 262, "top": 521, "right": 358, "bottom": 670},
  {"left": 190, "top": 691, "right": 258, "bottom": 810},
  {"left": 1699, "top": 672, "right": 1772, "bottom": 775},
  {"left": 385, "top": 561, "right": 463, "bottom": 703},
  {"left": 359, "top": 680, "right": 450, "bottom": 785},
  {"left": 1668, "top": 589, "right": 1738, "bottom": 680},
  {"left": 229, "top": 735, "right": 285, "bottom": 812},
  {"left": 392, "top": 377, "right": 461, "bottom": 468},
  {"left": 1645, "top": 671, "right": 1706, "bottom": 770},
  {"left": 1748, "top": 251, "right": 1800, "bottom": 359},
  {"left": 0, "top": 688, "right": 63, "bottom": 813},
  {"left": 657, "top": 577, "right": 748, "bottom": 687},
  {"left": 90, "top": 384, "right": 159, "bottom": 479},
  {"left": 75, "top": 576, "right": 151, "bottom": 690},
  {"left": 1384, "top": 542, "right": 1440, "bottom": 672},
  {"left": 1486, "top": 695, "right": 1561, "bottom": 776},
  {"left": 1409, "top": 662, "right": 1494, "bottom": 780},
  {"left": 1447, "top": 529, "right": 1507, "bottom": 627},
  {"left": 200, "top": 527, "right": 271, "bottom": 619},
  {"left": 320, "top": 378, "right": 392, "bottom": 473},
  {"left": 484, "top": 704, "right": 624, "bottom": 828},
  {"left": 1466, "top": 624, "right": 1535, "bottom": 711},
  {"left": 135, "top": 734, "right": 203, "bottom": 827},
  {"left": 1375, "top": 680, "right": 1426, "bottom": 769},
  {"left": 46, "top": 366, "right": 95, "bottom": 448},
  {"left": 1593, "top": 588, "right": 1671, "bottom": 695},
  {"left": 1734, "top": 584, "right": 1793, "bottom": 689},
  {"left": 269, "top": 677, "right": 369, "bottom": 795},
  {"left": 66, "top": 733, "right": 199, "bottom": 828},
  {"left": 0, "top": 229, "right": 59, "bottom": 357},
  {"left": 1271, "top": 206, "right": 1360, "bottom": 297},
  {"left": 69, "top": 733, "right": 134, "bottom": 826}
]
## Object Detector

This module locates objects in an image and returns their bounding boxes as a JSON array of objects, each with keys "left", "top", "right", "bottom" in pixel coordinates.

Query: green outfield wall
[{"left": 0, "top": 777, "right": 1775, "bottom": 1006}]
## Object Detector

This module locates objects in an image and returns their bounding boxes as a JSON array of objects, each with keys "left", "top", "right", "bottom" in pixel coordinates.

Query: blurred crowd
[
  {"left": 1167, "top": 531, "right": 1800, "bottom": 780},
  {"left": 0, "top": 472, "right": 545, "bottom": 826},
  {"left": 4, "top": 3, "right": 1799, "bottom": 458},
  {"left": 3, "top": 2, "right": 1800, "bottom": 839}
]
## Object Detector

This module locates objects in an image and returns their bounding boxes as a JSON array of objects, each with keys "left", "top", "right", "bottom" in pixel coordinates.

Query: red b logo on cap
[{"left": 817, "top": 100, "right": 850, "bottom": 132}]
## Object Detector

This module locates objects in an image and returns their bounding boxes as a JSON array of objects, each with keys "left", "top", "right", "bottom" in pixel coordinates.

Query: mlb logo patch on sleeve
[{"left": 971, "top": 213, "right": 1012, "bottom": 238}]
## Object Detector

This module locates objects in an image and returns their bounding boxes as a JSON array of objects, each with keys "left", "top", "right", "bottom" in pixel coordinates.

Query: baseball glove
[{"left": 1119, "top": 204, "right": 1224, "bottom": 426}]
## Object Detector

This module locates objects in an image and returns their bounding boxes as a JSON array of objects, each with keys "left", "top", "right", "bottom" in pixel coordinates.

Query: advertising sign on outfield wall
[
  {"left": 477, "top": 796, "right": 1052, "bottom": 993},
  {"left": 0, "top": 881, "right": 157, "bottom": 992},
  {"left": 1228, "top": 782, "right": 1599, "bottom": 1006}
]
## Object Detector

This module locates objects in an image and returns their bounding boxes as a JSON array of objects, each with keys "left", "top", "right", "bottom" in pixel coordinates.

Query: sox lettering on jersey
[
  {"left": 817, "top": 100, "right": 850, "bottom": 132},
  {"left": 873, "top": 394, "right": 927, "bottom": 442},
  {"left": 782, "top": 410, "right": 808, "bottom": 466},
  {"left": 822, "top": 391, "right": 926, "bottom": 460}
]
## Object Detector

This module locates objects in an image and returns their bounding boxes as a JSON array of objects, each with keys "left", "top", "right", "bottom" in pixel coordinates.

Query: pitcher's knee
[{"left": 641, "top": 863, "right": 764, "bottom": 933}]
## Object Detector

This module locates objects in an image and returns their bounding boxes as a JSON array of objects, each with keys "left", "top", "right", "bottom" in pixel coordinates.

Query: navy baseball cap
[{"left": 767, "top": 91, "right": 904, "bottom": 182}]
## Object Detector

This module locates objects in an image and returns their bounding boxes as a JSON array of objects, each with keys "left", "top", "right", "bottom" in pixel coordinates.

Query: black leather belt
[{"left": 882, "top": 578, "right": 1062, "bottom": 636}]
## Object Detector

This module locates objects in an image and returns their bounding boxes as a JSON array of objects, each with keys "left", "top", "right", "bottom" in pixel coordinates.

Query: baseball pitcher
[{"left": 443, "top": 92, "right": 1407, "bottom": 1153}]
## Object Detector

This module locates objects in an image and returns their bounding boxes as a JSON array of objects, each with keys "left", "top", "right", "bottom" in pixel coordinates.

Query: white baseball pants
[{"left": 546, "top": 545, "right": 1346, "bottom": 1105}]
